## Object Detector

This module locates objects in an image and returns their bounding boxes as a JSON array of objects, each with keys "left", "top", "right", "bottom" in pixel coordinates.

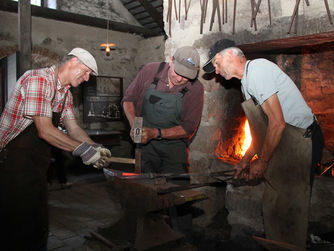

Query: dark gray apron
[
  {"left": 140, "top": 63, "right": 189, "bottom": 174},
  {"left": 241, "top": 98, "right": 312, "bottom": 248},
  {"left": 0, "top": 71, "right": 64, "bottom": 251}
]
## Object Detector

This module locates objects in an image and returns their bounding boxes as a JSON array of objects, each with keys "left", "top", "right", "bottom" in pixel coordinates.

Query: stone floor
[
  {"left": 47, "top": 169, "right": 122, "bottom": 251},
  {"left": 46, "top": 166, "right": 261, "bottom": 251}
]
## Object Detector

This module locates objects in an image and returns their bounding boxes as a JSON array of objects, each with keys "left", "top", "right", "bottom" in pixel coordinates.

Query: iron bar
[
  {"left": 232, "top": 0, "right": 237, "bottom": 34},
  {"left": 268, "top": 0, "right": 271, "bottom": 25},
  {"left": 288, "top": 0, "right": 301, "bottom": 34},
  {"left": 324, "top": 0, "right": 333, "bottom": 25}
]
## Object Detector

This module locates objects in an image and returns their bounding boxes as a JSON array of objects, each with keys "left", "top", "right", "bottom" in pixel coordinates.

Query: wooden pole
[{"left": 18, "top": 0, "right": 32, "bottom": 76}]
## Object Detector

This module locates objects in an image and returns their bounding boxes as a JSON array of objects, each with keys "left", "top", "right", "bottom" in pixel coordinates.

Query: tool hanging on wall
[
  {"left": 324, "top": 0, "right": 333, "bottom": 25},
  {"left": 167, "top": 0, "right": 172, "bottom": 36},
  {"left": 251, "top": 0, "right": 262, "bottom": 31},
  {"left": 288, "top": 0, "right": 312, "bottom": 34},
  {"left": 232, "top": 0, "right": 237, "bottom": 34},
  {"left": 268, "top": 0, "right": 272, "bottom": 25},
  {"left": 209, "top": 0, "right": 222, "bottom": 31},
  {"left": 288, "top": 0, "right": 301, "bottom": 34},
  {"left": 200, "top": 0, "right": 208, "bottom": 34},
  {"left": 185, "top": 0, "right": 191, "bottom": 20},
  {"left": 174, "top": 0, "right": 178, "bottom": 21},
  {"left": 179, "top": 0, "right": 181, "bottom": 23}
]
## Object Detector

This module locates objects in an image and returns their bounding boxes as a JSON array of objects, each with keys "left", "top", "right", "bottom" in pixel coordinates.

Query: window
[{"left": 12, "top": 0, "right": 42, "bottom": 7}]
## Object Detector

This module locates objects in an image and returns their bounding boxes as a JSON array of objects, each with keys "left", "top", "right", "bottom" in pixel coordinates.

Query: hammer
[{"left": 133, "top": 117, "right": 143, "bottom": 173}]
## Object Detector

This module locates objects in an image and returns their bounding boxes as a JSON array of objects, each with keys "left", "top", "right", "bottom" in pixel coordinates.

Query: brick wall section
[{"left": 301, "top": 44, "right": 334, "bottom": 150}]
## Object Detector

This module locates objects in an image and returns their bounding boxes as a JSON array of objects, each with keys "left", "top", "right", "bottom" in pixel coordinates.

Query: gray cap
[
  {"left": 173, "top": 46, "right": 200, "bottom": 79},
  {"left": 68, "top": 48, "right": 98, "bottom": 76},
  {"left": 203, "top": 39, "right": 236, "bottom": 73}
]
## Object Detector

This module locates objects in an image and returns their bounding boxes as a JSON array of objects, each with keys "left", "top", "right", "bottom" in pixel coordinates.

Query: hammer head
[{"left": 133, "top": 117, "right": 143, "bottom": 144}]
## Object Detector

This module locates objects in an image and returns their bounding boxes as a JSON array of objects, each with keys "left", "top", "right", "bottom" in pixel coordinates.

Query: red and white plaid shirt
[{"left": 0, "top": 65, "right": 76, "bottom": 149}]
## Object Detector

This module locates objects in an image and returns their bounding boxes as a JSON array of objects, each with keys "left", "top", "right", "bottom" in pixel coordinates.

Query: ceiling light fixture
[{"left": 100, "top": 0, "right": 115, "bottom": 56}]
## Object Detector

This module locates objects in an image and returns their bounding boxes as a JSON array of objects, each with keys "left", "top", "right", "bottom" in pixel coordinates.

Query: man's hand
[
  {"left": 141, "top": 127, "right": 158, "bottom": 144},
  {"left": 72, "top": 142, "right": 101, "bottom": 165},
  {"left": 93, "top": 143, "right": 112, "bottom": 158},
  {"left": 130, "top": 127, "right": 157, "bottom": 144},
  {"left": 248, "top": 158, "right": 268, "bottom": 180},
  {"left": 234, "top": 157, "right": 250, "bottom": 179},
  {"left": 92, "top": 144, "right": 112, "bottom": 169}
]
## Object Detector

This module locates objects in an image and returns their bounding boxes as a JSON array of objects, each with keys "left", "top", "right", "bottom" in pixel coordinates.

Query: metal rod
[
  {"left": 294, "top": 3, "right": 298, "bottom": 34},
  {"left": 232, "top": 0, "right": 237, "bottom": 34},
  {"left": 268, "top": 0, "right": 272, "bottom": 25},
  {"left": 250, "top": 0, "right": 257, "bottom": 30},
  {"left": 200, "top": 0, "right": 204, "bottom": 33},
  {"left": 250, "top": 0, "right": 255, "bottom": 27},
  {"left": 167, "top": 0, "right": 171, "bottom": 22},
  {"left": 179, "top": 0, "right": 181, "bottom": 23},
  {"left": 204, "top": 0, "right": 209, "bottom": 23},
  {"left": 184, "top": 0, "right": 191, "bottom": 20},
  {"left": 217, "top": 0, "right": 222, "bottom": 31},
  {"left": 324, "top": 0, "right": 333, "bottom": 25},
  {"left": 168, "top": 0, "right": 172, "bottom": 36},
  {"left": 209, "top": 0, "right": 218, "bottom": 31},
  {"left": 252, "top": 0, "right": 262, "bottom": 30},
  {"left": 287, "top": 0, "right": 301, "bottom": 34},
  {"left": 225, "top": 0, "right": 228, "bottom": 23},
  {"left": 320, "top": 162, "right": 334, "bottom": 176},
  {"left": 174, "top": 0, "right": 178, "bottom": 20},
  {"left": 222, "top": 0, "right": 224, "bottom": 24}
]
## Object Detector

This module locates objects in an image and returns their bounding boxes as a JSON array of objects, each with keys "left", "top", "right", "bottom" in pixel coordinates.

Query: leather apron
[
  {"left": 241, "top": 98, "right": 312, "bottom": 248},
  {"left": 0, "top": 74, "right": 64, "bottom": 250},
  {"left": 141, "top": 63, "right": 189, "bottom": 174}
]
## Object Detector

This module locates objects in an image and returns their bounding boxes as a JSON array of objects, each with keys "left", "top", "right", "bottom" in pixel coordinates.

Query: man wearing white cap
[
  {"left": 0, "top": 48, "right": 110, "bottom": 251},
  {"left": 122, "top": 46, "right": 204, "bottom": 175}
]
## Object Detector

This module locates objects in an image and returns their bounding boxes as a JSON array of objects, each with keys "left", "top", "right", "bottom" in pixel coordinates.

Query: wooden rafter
[{"left": 137, "top": 0, "right": 164, "bottom": 29}]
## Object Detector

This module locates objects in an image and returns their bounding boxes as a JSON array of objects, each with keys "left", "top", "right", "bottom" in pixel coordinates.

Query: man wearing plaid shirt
[{"left": 0, "top": 48, "right": 111, "bottom": 251}]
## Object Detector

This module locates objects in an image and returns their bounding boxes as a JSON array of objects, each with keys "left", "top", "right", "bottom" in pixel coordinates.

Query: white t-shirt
[{"left": 241, "top": 59, "right": 313, "bottom": 129}]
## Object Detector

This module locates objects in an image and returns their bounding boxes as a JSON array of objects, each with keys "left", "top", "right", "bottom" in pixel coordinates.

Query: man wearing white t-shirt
[{"left": 203, "top": 39, "right": 324, "bottom": 248}]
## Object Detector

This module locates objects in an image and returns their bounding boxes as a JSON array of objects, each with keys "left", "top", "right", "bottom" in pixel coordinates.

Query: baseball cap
[
  {"left": 173, "top": 46, "right": 200, "bottom": 80},
  {"left": 203, "top": 39, "right": 236, "bottom": 73},
  {"left": 68, "top": 48, "right": 98, "bottom": 76}
]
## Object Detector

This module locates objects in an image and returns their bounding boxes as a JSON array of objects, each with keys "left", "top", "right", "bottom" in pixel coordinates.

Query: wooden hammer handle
[{"left": 104, "top": 156, "right": 135, "bottom": 165}]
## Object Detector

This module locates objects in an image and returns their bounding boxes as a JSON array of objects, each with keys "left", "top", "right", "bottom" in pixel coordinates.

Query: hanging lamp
[{"left": 100, "top": 0, "right": 115, "bottom": 56}]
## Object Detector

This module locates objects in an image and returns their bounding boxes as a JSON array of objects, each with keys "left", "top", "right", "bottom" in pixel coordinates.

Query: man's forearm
[
  {"left": 34, "top": 116, "right": 80, "bottom": 151},
  {"left": 123, "top": 101, "right": 135, "bottom": 128},
  {"left": 141, "top": 125, "right": 188, "bottom": 144},
  {"left": 64, "top": 119, "right": 95, "bottom": 144},
  {"left": 259, "top": 121, "right": 285, "bottom": 162},
  {"left": 160, "top": 125, "right": 188, "bottom": 139},
  {"left": 260, "top": 94, "right": 286, "bottom": 163}
]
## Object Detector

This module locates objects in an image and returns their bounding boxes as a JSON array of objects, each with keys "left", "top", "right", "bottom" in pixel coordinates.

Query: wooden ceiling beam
[
  {"left": 137, "top": 0, "right": 164, "bottom": 30},
  {"left": 239, "top": 32, "right": 334, "bottom": 54}
]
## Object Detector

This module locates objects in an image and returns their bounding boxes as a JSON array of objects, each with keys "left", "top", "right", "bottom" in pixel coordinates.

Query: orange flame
[
  {"left": 240, "top": 120, "right": 252, "bottom": 156},
  {"left": 215, "top": 119, "right": 252, "bottom": 163}
]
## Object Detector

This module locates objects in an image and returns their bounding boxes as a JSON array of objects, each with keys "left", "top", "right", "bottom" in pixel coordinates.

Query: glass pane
[{"left": 12, "top": 0, "right": 41, "bottom": 7}]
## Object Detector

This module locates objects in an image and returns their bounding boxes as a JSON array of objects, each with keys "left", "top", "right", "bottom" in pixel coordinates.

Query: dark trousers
[{"left": 47, "top": 147, "right": 67, "bottom": 184}]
